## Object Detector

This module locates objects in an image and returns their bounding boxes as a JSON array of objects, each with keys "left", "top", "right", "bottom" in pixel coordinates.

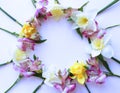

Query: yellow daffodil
[
  {"left": 14, "top": 49, "right": 27, "bottom": 61},
  {"left": 50, "top": 5, "right": 64, "bottom": 20},
  {"left": 20, "top": 23, "right": 37, "bottom": 38},
  {"left": 69, "top": 61, "right": 87, "bottom": 84}
]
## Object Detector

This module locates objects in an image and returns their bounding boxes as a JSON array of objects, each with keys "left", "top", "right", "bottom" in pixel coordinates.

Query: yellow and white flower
[
  {"left": 71, "top": 11, "right": 97, "bottom": 32},
  {"left": 90, "top": 34, "right": 114, "bottom": 58},
  {"left": 69, "top": 61, "right": 87, "bottom": 84}
]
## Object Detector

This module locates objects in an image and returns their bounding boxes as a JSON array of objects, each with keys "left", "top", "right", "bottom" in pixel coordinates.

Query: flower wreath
[{"left": 0, "top": 0, "right": 120, "bottom": 93}]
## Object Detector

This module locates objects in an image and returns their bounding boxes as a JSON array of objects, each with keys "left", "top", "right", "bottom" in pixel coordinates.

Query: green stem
[
  {"left": 0, "top": 60, "right": 13, "bottom": 66},
  {"left": 4, "top": 75, "right": 23, "bottom": 93},
  {"left": 105, "top": 24, "right": 120, "bottom": 29},
  {"left": 0, "top": 7, "right": 23, "bottom": 27},
  {"left": 105, "top": 72, "right": 120, "bottom": 78},
  {"left": 32, "top": 80, "right": 44, "bottom": 93},
  {"left": 0, "top": 27, "right": 19, "bottom": 37},
  {"left": 98, "top": 55, "right": 113, "bottom": 74},
  {"left": 31, "top": 0, "right": 36, "bottom": 8},
  {"left": 97, "top": 0, "right": 119, "bottom": 15},
  {"left": 78, "top": 1, "right": 89, "bottom": 11},
  {"left": 84, "top": 83, "right": 91, "bottom": 93},
  {"left": 111, "top": 57, "right": 120, "bottom": 64}
]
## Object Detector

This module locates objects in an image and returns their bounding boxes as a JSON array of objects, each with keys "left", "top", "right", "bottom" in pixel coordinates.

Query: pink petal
[{"left": 63, "top": 84, "right": 76, "bottom": 93}]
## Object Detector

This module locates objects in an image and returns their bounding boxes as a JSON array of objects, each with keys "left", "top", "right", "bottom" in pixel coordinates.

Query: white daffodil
[
  {"left": 71, "top": 10, "right": 97, "bottom": 32},
  {"left": 42, "top": 65, "right": 62, "bottom": 87},
  {"left": 90, "top": 34, "right": 114, "bottom": 58}
]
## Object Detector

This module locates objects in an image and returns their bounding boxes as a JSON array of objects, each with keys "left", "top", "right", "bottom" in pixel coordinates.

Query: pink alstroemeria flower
[
  {"left": 87, "top": 58, "right": 106, "bottom": 84},
  {"left": 13, "top": 57, "right": 42, "bottom": 77},
  {"left": 54, "top": 70, "right": 76, "bottom": 93},
  {"left": 35, "top": 7, "right": 52, "bottom": 20},
  {"left": 18, "top": 38, "right": 35, "bottom": 51}
]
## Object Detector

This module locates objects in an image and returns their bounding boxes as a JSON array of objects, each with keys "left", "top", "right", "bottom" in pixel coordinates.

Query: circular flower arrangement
[{"left": 0, "top": 0, "right": 120, "bottom": 93}]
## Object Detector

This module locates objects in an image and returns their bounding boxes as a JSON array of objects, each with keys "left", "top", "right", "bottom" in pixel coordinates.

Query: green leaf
[
  {"left": 33, "top": 54, "right": 37, "bottom": 60},
  {"left": 98, "top": 54, "right": 113, "bottom": 74},
  {"left": 88, "top": 38, "right": 91, "bottom": 43},
  {"left": 54, "top": 0, "right": 60, "bottom": 4},
  {"left": 78, "top": 1, "right": 89, "bottom": 11},
  {"left": 35, "top": 39, "right": 47, "bottom": 43},
  {"left": 97, "top": 0, "right": 119, "bottom": 15},
  {"left": 31, "top": 0, "right": 37, "bottom": 8},
  {"left": 76, "top": 28, "right": 83, "bottom": 38}
]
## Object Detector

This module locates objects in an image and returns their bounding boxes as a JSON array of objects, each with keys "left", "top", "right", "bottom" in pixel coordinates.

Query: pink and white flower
[
  {"left": 87, "top": 58, "right": 106, "bottom": 84},
  {"left": 42, "top": 66, "right": 76, "bottom": 93},
  {"left": 13, "top": 57, "right": 43, "bottom": 77},
  {"left": 71, "top": 10, "right": 99, "bottom": 38},
  {"left": 17, "top": 38, "right": 35, "bottom": 51}
]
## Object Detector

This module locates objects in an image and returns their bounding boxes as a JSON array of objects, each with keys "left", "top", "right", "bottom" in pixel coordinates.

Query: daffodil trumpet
[{"left": 0, "top": 7, "right": 23, "bottom": 27}]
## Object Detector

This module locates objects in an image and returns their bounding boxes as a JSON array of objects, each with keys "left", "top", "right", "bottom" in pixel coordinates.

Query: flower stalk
[
  {"left": 32, "top": 80, "right": 44, "bottom": 93},
  {"left": 4, "top": 75, "right": 23, "bottom": 93},
  {"left": 0, "top": 60, "right": 13, "bottom": 66},
  {"left": 84, "top": 83, "right": 91, "bottom": 93},
  {"left": 105, "top": 24, "right": 120, "bottom": 29},
  {"left": 0, "top": 27, "right": 19, "bottom": 37},
  {"left": 105, "top": 72, "right": 120, "bottom": 78},
  {"left": 97, "top": 55, "right": 113, "bottom": 74},
  {"left": 97, "top": 0, "right": 119, "bottom": 15},
  {"left": 0, "top": 7, "right": 23, "bottom": 27},
  {"left": 111, "top": 57, "right": 120, "bottom": 64}
]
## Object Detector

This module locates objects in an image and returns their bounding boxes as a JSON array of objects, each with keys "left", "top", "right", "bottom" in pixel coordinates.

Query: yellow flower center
[
  {"left": 70, "top": 62, "right": 87, "bottom": 84},
  {"left": 20, "top": 24, "right": 37, "bottom": 38},
  {"left": 50, "top": 6, "right": 64, "bottom": 20},
  {"left": 77, "top": 16, "right": 88, "bottom": 27},
  {"left": 92, "top": 38, "right": 104, "bottom": 50}
]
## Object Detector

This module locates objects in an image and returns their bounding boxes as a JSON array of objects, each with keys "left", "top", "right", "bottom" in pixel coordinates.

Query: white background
[{"left": 0, "top": 0, "right": 120, "bottom": 93}]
